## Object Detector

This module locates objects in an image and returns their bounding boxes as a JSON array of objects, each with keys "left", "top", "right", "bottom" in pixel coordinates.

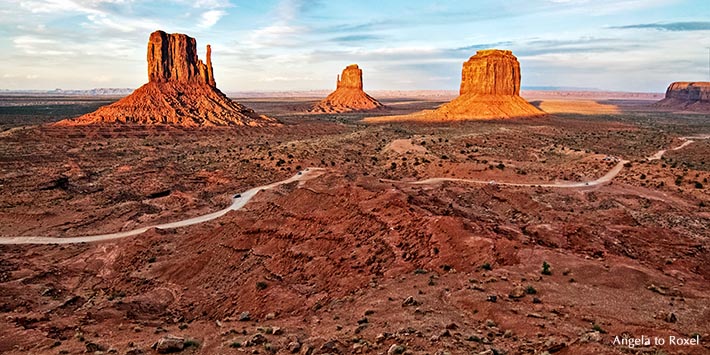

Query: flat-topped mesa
[
  {"left": 460, "top": 50, "right": 520, "bottom": 96},
  {"left": 336, "top": 64, "right": 364, "bottom": 90},
  {"left": 56, "top": 30, "right": 278, "bottom": 127},
  {"left": 310, "top": 64, "right": 383, "bottom": 113},
  {"left": 364, "top": 49, "right": 542, "bottom": 122},
  {"left": 654, "top": 82, "right": 710, "bottom": 112},
  {"left": 664, "top": 82, "right": 710, "bottom": 101}
]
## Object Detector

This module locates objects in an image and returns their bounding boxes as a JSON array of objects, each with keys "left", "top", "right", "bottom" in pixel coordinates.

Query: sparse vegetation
[
  {"left": 184, "top": 339, "right": 200, "bottom": 348},
  {"left": 542, "top": 261, "right": 552, "bottom": 276},
  {"left": 592, "top": 324, "right": 606, "bottom": 334}
]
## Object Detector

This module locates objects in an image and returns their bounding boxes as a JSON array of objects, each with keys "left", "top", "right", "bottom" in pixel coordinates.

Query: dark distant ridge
[{"left": 0, "top": 88, "right": 134, "bottom": 96}]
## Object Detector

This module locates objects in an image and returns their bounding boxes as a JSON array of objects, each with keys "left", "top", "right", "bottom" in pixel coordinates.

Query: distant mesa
[
  {"left": 309, "top": 64, "right": 384, "bottom": 113},
  {"left": 56, "top": 30, "right": 278, "bottom": 127},
  {"left": 365, "top": 49, "right": 544, "bottom": 122},
  {"left": 654, "top": 82, "right": 710, "bottom": 112}
]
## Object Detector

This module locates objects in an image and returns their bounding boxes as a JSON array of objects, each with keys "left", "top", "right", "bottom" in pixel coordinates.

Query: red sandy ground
[{"left": 0, "top": 94, "right": 708, "bottom": 355}]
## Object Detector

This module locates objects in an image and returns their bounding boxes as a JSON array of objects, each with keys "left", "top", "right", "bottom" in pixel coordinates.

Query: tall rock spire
[
  {"left": 56, "top": 30, "right": 279, "bottom": 126},
  {"left": 310, "top": 64, "right": 383, "bottom": 113},
  {"left": 146, "top": 30, "right": 215, "bottom": 86}
]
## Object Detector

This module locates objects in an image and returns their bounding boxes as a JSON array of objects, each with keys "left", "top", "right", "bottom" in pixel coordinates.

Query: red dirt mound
[
  {"left": 56, "top": 30, "right": 278, "bottom": 127},
  {"left": 310, "top": 64, "right": 383, "bottom": 113},
  {"left": 654, "top": 82, "right": 710, "bottom": 112},
  {"left": 365, "top": 50, "right": 543, "bottom": 122}
]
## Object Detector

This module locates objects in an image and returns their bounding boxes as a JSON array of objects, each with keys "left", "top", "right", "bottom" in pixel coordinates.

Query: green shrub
[
  {"left": 542, "top": 261, "right": 552, "bottom": 276},
  {"left": 184, "top": 339, "right": 200, "bottom": 348},
  {"left": 592, "top": 324, "right": 606, "bottom": 334}
]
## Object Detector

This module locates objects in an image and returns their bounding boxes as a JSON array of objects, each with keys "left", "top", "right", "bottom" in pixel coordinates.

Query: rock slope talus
[
  {"left": 365, "top": 50, "right": 543, "bottom": 122},
  {"left": 57, "top": 30, "right": 278, "bottom": 127}
]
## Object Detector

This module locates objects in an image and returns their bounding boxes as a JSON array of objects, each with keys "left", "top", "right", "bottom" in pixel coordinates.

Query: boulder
[{"left": 153, "top": 335, "right": 184, "bottom": 353}]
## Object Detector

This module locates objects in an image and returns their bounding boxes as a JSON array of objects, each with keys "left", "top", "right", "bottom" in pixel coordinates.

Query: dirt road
[{"left": 0, "top": 168, "right": 325, "bottom": 245}]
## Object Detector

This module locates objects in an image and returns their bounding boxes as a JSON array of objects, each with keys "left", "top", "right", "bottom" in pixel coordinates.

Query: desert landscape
[{"left": 1, "top": 2, "right": 709, "bottom": 355}]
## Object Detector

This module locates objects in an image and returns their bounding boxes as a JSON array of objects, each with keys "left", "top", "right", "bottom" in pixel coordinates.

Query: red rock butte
[
  {"left": 56, "top": 30, "right": 279, "bottom": 127},
  {"left": 310, "top": 64, "right": 383, "bottom": 113},
  {"left": 365, "top": 49, "right": 543, "bottom": 122},
  {"left": 654, "top": 82, "right": 710, "bottom": 112}
]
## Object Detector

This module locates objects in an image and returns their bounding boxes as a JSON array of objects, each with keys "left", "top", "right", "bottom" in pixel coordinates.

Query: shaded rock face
[
  {"left": 364, "top": 49, "right": 542, "bottom": 122},
  {"left": 665, "top": 82, "right": 710, "bottom": 101},
  {"left": 459, "top": 50, "right": 520, "bottom": 96},
  {"left": 147, "top": 31, "right": 215, "bottom": 86},
  {"left": 310, "top": 64, "right": 383, "bottom": 113},
  {"left": 655, "top": 82, "right": 710, "bottom": 112},
  {"left": 56, "top": 30, "right": 278, "bottom": 127}
]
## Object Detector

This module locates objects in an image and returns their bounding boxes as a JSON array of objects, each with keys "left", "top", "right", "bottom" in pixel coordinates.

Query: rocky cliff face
[
  {"left": 654, "top": 82, "right": 710, "bottom": 112},
  {"left": 459, "top": 50, "right": 520, "bottom": 96},
  {"left": 57, "top": 30, "right": 277, "bottom": 127},
  {"left": 336, "top": 64, "right": 364, "bottom": 90},
  {"left": 310, "top": 64, "right": 383, "bottom": 113},
  {"left": 664, "top": 82, "right": 710, "bottom": 101},
  {"left": 147, "top": 31, "right": 215, "bottom": 85},
  {"left": 365, "top": 49, "right": 542, "bottom": 122}
]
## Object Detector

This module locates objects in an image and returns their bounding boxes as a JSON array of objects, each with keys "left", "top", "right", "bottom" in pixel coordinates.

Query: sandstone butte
[
  {"left": 310, "top": 64, "right": 384, "bottom": 113},
  {"left": 654, "top": 81, "right": 710, "bottom": 112},
  {"left": 56, "top": 30, "right": 279, "bottom": 127},
  {"left": 364, "top": 49, "right": 544, "bottom": 122}
]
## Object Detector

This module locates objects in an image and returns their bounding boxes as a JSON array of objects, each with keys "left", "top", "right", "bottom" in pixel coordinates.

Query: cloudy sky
[{"left": 0, "top": 0, "right": 709, "bottom": 92}]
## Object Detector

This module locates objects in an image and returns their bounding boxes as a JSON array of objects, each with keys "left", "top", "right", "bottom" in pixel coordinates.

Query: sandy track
[
  {"left": 1, "top": 134, "right": 707, "bottom": 245},
  {"left": 0, "top": 168, "right": 325, "bottom": 245},
  {"left": 392, "top": 134, "right": 708, "bottom": 189},
  {"left": 646, "top": 135, "right": 710, "bottom": 161},
  {"left": 383, "top": 158, "right": 628, "bottom": 188}
]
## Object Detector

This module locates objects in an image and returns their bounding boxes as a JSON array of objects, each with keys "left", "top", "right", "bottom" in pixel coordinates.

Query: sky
[{"left": 0, "top": 0, "right": 709, "bottom": 92}]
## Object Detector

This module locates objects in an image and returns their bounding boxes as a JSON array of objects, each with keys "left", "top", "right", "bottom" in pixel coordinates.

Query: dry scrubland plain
[{"left": 0, "top": 94, "right": 709, "bottom": 355}]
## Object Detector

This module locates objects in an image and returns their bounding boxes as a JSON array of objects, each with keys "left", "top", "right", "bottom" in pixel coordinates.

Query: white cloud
[
  {"left": 19, "top": 0, "right": 131, "bottom": 15},
  {"left": 192, "top": 0, "right": 231, "bottom": 9},
  {"left": 84, "top": 13, "right": 159, "bottom": 33},
  {"left": 243, "top": 0, "right": 312, "bottom": 48},
  {"left": 198, "top": 10, "right": 226, "bottom": 28},
  {"left": 13, "top": 35, "right": 73, "bottom": 56}
]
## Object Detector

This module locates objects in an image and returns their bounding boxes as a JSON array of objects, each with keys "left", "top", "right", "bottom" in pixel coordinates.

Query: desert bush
[{"left": 542, "top": 261, "right": 552, "bottom": 275}]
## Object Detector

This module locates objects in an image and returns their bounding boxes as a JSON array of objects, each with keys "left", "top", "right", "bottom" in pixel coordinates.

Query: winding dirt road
[
  {"left": 0, "top": 168, "right": 325, "bottom": 245},
  {"left": 384, "top": 158, "right": 628, "bottom": 188},
  {"left": 389, "top": 135, "right": 708, "bottom": 189},
  {"left": 646, "top": 135, "right": 710, "bottom": 161},
  {"left": 1, "top": 135, "right": 707, "bottom": 245}
]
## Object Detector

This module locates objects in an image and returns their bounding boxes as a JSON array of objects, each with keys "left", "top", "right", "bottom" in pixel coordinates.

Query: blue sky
[{"left": 0, "top": 0, "right": 709, "bottom": 92}]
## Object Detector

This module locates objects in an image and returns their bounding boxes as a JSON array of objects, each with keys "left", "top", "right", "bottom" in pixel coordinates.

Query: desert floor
[{"left": 0, "top": 93, "right": 708, "bottom": 355}]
